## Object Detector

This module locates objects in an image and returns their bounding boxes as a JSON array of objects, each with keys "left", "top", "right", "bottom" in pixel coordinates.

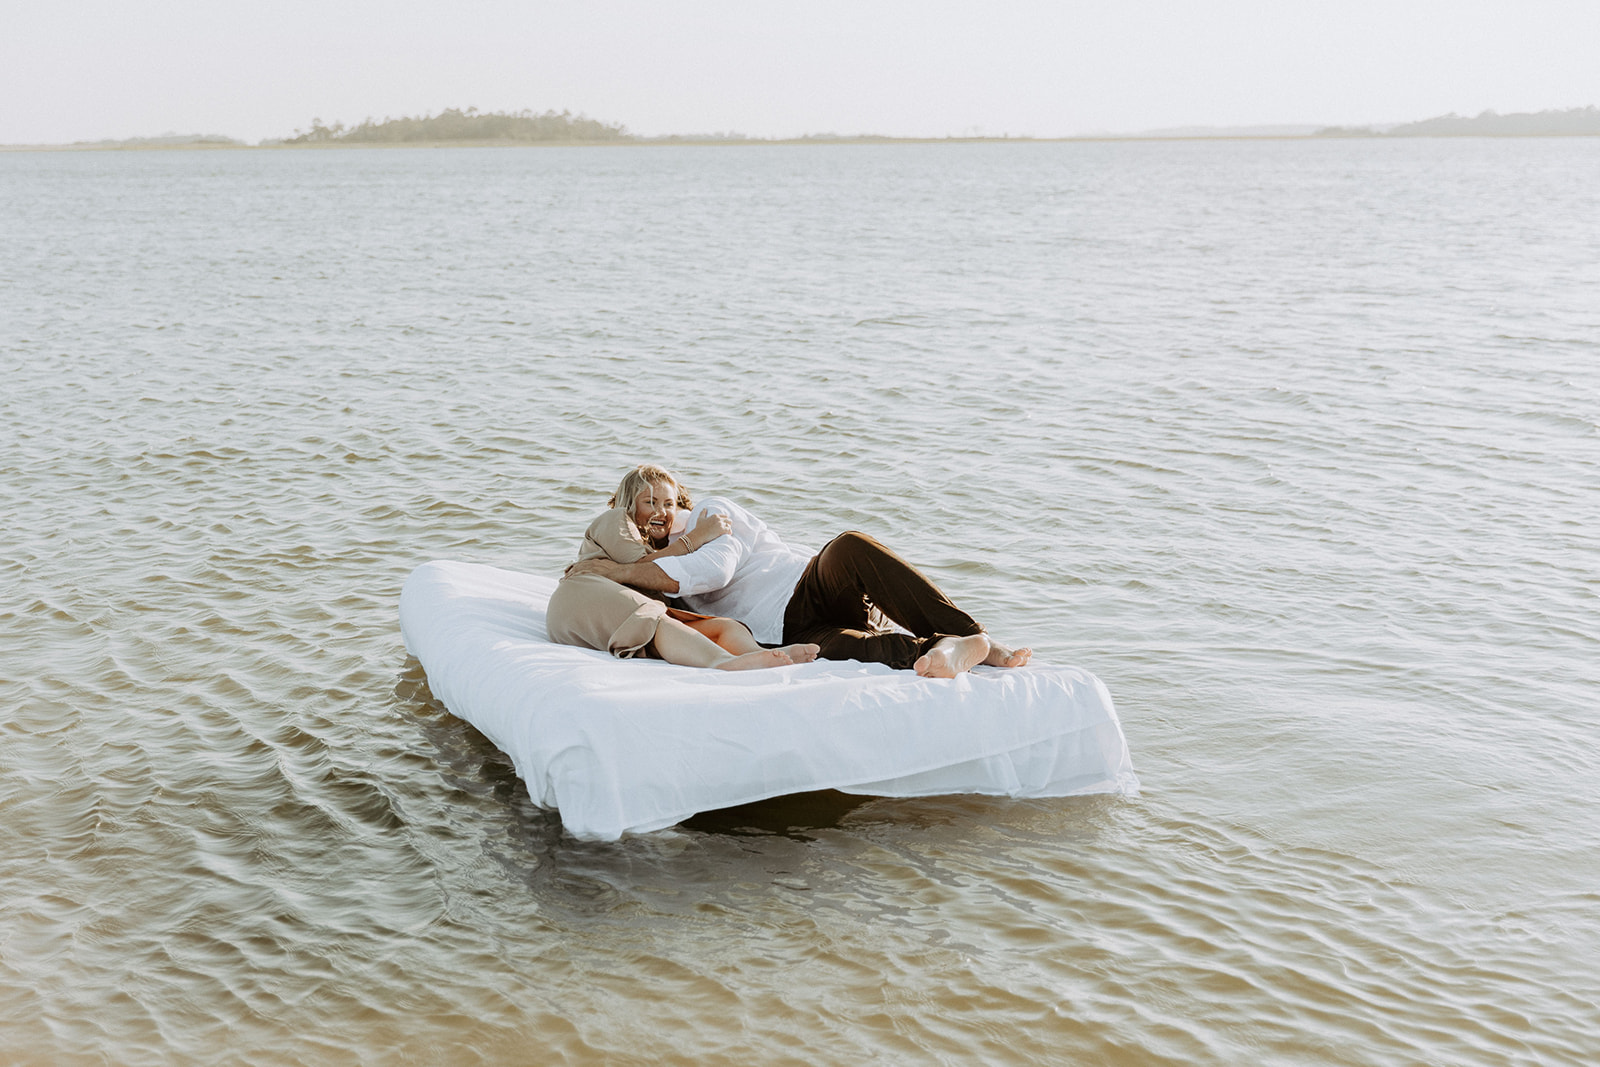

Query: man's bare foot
[
  {"left": 914, "top": 634, "right": 991, "bottom": 678},
  {"left": 983, "top": 641, "right": 1032, "bottom": 668},
  {"left": 775, "top": 642, "right": 821, "bottom": 663},
  {"left": 715, "top": 648, "right": 797, "bottom": 671}
]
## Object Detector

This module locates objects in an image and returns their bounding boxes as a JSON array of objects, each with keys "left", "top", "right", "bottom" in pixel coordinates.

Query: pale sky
[{"left": 4, "top": 1, "right": 1598, "bottom": 144}]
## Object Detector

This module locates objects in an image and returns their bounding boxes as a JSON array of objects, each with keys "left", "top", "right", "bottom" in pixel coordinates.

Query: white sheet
[{"left": 399, "top": 560, "right": 1139, "bottom": 841}]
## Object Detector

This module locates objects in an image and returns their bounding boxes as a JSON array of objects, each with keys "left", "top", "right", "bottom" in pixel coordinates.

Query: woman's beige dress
[{"left": 546, "top": 508, "right": 682, "bottom": 658}]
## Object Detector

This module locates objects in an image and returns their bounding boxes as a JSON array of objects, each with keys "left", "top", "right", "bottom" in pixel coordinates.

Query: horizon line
[{"left": 8, "top": 104, "right": 1598, "bottom": 150}]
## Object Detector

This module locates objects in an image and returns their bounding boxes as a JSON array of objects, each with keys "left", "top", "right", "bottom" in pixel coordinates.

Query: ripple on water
[{"left": 2, "top": 139, "right": 1599, "bottom": 1064}]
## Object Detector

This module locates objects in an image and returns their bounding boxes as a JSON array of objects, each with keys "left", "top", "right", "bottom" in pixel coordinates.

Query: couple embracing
[{"left": 547, "top": 464, "right": 1031, "bottom": 678}]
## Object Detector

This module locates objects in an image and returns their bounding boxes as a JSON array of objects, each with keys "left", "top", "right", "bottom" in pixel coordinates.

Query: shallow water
[{"left": 2, "top": 137, "right": 1598, "bottom": 1064}]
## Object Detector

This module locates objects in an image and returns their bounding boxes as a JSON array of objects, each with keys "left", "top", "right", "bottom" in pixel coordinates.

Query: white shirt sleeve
[{"left": 654, "top": 500, "right": 744, "bottom": 597}]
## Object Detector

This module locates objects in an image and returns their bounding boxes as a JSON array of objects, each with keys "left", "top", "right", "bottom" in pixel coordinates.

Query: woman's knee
[{"left": 693, "top": 617, "right": 732, "bottom": 640}]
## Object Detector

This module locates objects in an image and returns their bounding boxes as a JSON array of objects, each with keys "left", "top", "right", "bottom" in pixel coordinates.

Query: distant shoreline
[
  {"left": 8, "top": 131, "right": 1600, "bottom": 153},
  {"left": 11, "top": 104, "right": 1598, "bottom": 151}
]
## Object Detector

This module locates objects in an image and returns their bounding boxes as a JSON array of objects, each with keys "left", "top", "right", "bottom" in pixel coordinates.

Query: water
[{"left": 2, "top": 137, "right": 1597, "bottom": 1064}]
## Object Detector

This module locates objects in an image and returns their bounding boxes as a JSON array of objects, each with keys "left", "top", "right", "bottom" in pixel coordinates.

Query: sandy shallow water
[{"left": 2, "top": 137, "right": 1597, "bottom": 1064}]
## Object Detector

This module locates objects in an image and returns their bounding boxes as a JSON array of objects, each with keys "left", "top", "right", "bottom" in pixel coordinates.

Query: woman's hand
[{"left": 689, "top": 511, "right": 732, "bottom": 548}]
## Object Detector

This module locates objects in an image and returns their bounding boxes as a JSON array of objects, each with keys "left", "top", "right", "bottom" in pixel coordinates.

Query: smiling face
[{"left": 630, "top": 479, "right": 678, "bottom": 548}]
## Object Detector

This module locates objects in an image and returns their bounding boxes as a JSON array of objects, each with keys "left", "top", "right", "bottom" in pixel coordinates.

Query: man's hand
[
  {"left": 566, "top": 556, "right": 680, "bottom": 593},
  {"left": 567, "top": 557, "right": 622, "bottom": 580}
]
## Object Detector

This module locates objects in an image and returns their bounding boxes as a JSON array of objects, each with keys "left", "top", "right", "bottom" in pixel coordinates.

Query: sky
[{"left": 4, "top": 1, "right": 1599, "bottom": 144}]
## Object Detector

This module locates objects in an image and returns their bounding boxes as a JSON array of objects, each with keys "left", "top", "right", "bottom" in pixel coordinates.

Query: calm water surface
[{"left": 2, "top": 138, "right": 1598, "bottom": 1064}]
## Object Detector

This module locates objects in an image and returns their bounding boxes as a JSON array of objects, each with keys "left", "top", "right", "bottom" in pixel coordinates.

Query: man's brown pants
[{"left": 781, "top": 531, "right": 984, "bottom": 670}]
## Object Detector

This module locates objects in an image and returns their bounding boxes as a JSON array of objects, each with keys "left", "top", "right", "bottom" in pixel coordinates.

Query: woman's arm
[
  {"left": 636, "top": 511, "right": 732, "bottom": 563},
  {"left": 577, "top": 508, "right": 732, "bottom": 568}
]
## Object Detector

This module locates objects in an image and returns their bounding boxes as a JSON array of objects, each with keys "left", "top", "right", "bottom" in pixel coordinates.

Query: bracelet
[{"left": 682, "top": 533, "right": 695, "bottom": 552}]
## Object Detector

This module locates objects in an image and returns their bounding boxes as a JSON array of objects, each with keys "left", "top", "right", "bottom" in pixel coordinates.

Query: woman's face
[{"left": 631, "top": 479, "right": 678, "bottom": 546}]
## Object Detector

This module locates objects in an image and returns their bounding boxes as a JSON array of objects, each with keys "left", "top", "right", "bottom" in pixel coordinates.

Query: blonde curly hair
[{"left": 608, "top": 464, "right": 693, "bottom": 515}]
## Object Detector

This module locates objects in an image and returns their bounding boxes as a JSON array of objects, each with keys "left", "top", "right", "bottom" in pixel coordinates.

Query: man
[{"left": 567, "top": 471, "right": 1030, "bottom": 678}]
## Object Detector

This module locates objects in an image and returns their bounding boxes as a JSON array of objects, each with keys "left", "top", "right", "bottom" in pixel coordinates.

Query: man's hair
[{"left": 608, "top": 464, "right": 693, "bottom": 512}]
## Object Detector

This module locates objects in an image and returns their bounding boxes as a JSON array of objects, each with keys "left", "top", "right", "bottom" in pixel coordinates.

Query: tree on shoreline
[
  {"left": 1317, "top": 105, "right": 1600, "bottom": 138},
  {"left": 286, "top": 107, "right": 632, "bottom": 144}
]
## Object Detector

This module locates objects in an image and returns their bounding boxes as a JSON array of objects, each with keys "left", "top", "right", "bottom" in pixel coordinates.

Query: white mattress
[{"left": 399, "top": 560, "right": 1139, "bottom": 841}]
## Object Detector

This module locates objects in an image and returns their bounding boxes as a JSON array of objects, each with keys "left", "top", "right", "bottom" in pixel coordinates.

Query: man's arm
[
  {"left": 654, "top": 503, "right": 743, "bottom": 597},
  {"left": 566, "top": 556, "right": 680, "bottom": 593},
  {"left": 569, "top": 500, "right": 747, "bottom": 597}
]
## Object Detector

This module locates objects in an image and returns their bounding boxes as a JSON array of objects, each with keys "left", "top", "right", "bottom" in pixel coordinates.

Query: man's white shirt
[{"left": 654, "top": 497, "right": 814, "bottom": 645}]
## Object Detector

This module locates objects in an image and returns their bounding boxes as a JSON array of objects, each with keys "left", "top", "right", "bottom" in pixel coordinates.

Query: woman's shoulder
[
  {"left": 585, "top": 506, "right": 638, "bottom": 536},
  {"left": 580, "top": 507, "right": 649, "bottom": 563}
]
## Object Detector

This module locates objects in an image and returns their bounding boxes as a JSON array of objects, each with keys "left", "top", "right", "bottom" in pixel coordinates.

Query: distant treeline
[
  {"left": 285, "top": 107, "right": 631, "bottom": 144},
  {"left": 1318, "top": 106, "right": 1600, "bottom": 138},
  {"left": 75, "top": 133, "right": 244, "bottom": 148}
]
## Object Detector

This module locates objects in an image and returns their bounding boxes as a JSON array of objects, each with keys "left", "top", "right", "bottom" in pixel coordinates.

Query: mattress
[{"left": 399, "top": 560, "right": 1139, "bottom": 841}]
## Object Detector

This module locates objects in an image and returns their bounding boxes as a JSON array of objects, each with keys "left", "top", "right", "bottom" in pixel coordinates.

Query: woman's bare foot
[
  {"left": 914, "top": 634, "right": 991, "bottom": 678},
  {"left": 983, "top": 641, "right": 1032, "bottom": 668},
  {"left": 775, "top": 642, "right": 821, "bottom": 663},
  {"left": 714, "top": 648, "right": 797, "bottom": 671}
]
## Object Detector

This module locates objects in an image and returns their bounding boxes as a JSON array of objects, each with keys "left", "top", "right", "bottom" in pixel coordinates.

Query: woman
[{"left": 546, "top": 465, "right": 820, "bottom": 670}]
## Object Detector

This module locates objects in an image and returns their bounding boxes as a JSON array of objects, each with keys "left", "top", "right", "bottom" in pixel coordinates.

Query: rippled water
[{"left": 3, "top": 138, "right": 1598, "bottom": 1064}]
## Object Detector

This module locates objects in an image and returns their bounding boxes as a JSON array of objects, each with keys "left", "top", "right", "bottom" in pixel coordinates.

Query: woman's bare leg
[
  {"left": 683, "top": 617, "right": 821, "bottom": 664},
  {"left": 653, "top": 617, "right": 816, "bottom": 670},
  {"left": 685, "top": 616, "right": 761, "bottom": 654}
]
